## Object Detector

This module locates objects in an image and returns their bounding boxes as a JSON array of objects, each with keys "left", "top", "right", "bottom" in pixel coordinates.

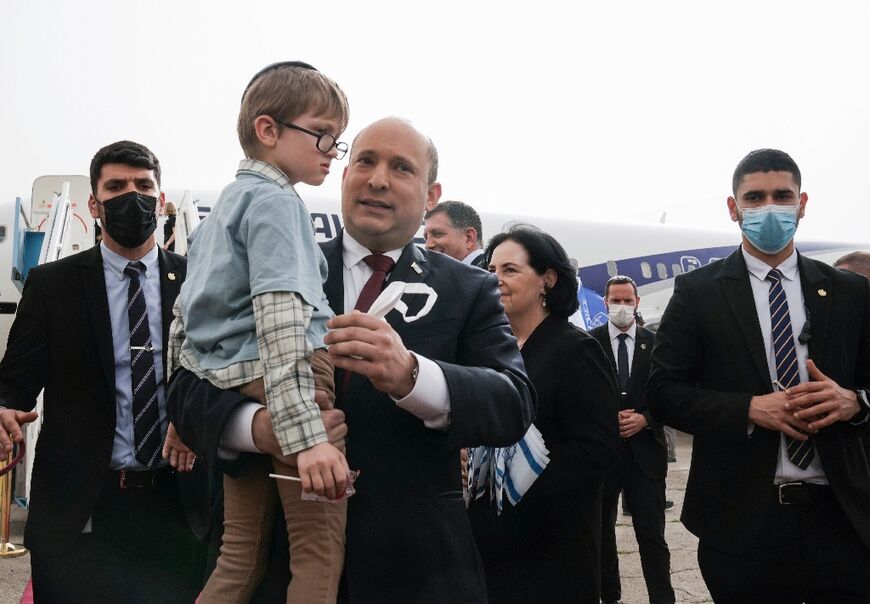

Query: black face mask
[{"left": 98, "top": 191, "right": 158, "bottom": 248}]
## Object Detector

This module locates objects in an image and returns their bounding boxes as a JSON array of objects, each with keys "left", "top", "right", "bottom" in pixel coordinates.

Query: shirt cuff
[
  {"left": 390, "top": 353, "right": 451, "bottom": 430},
  {"left": 217, "top": 402, "right": 265, "bottom": 460}
]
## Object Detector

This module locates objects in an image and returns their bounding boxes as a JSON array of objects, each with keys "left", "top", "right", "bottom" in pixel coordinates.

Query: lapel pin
[
  {"left": 168, "top": 272, "right": 176, "bottom": 281},
  {"left": 640, "top": 343, "right": 647, "bottom": 350},
  {"left": 411, "top": 262, "right": 422, "bottom": 275},
  {"left": 817, "top": 288, "right": 826, "bottom": 297}
]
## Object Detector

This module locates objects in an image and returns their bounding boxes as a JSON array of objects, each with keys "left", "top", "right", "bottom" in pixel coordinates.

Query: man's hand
[
  {"left": 162, "top": 422, "right": 196, "bottom": 472},
  {"left": 296, "top": 442, "right": 350, "bottom": 500},
  {"left": 322, "top": 408, "right": 348, "bottom": 454},
  {"left": 326, "top": 312, "right": 417, "bottom": 398},
  {"left": 785, "top": 360, "right": 861, "bottom": 430},
  {"left": 748, "top": 391, "right": 815, "bottom": 440},
  {"left": 0, "top": 409, "right": 38, "bottom": 452},
  {"left": 618, "top": 409, "right": 648, "bottom": 439},
  {"left": 252, "top": 407, "right": 348, "bottom": 462}
]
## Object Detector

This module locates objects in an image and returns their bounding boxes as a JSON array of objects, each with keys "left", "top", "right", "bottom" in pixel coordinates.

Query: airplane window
[
  {"left": 657, "top": 262, "right": 668, "bottom": 279},
  {"left": 641, "top": 262, "right": 652, "bottom": 279},
  {"left": 672, "top": 263, "right": 682, "bottom": 275},
  {"left": 606, "top": 260, "right": 618, "bottom": 277}
]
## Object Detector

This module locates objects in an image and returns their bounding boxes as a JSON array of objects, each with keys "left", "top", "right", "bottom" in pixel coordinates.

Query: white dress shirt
[
  {"left": 462, "top": 248, "right": 484, "bottom": 266},
  {"left": 608, "top": 320, "right": 636, "bottom": 374},
  {"left": 742, "top": 247, "right": 827, "bottom": 484}
]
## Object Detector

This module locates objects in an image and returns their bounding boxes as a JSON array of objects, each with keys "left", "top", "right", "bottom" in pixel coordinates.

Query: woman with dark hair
[{"left": 468, "top": 225, "right": 620, "bottom": 603}]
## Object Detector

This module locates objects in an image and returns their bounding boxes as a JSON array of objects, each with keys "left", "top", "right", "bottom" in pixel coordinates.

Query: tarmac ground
[{"left": 0, "top": 431, "right": 710, "bottom": 603}]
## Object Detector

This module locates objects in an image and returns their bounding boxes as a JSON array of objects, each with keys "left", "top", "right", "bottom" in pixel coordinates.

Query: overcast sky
[{"left": 2, "top": 1, "right": 869, "bottom": 244}]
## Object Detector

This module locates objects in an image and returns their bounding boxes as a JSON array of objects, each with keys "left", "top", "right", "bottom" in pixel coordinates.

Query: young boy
[{"left": 169, "top": 61, "right": 350, "bottom": 603}]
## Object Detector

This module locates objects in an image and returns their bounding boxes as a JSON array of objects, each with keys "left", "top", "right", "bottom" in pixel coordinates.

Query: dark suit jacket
[
  {"left": 647, "top": 249, "right": 870, "bottom": 553},
  {"left": 470, "top": 251, "right": 487, "bottom": 269},
  {"left": 0, "top": 245, "right": 209, "bottom": 555},
  {"left": 322, "top": 233, "right": 535, "bottom": 602},
  {"left": 591, "top": 323, "right": 667, "bottom": 481},
  {"left": 169, "top": 232, "right": 535, "bottom": 603}
]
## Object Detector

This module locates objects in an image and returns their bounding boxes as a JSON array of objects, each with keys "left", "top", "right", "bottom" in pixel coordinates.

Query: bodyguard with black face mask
[
  {"left": 94, "top": 189, "right": 160, "bottom": 249},
  {"left": 0, "top": 141, "right": 210, "bottom": 602}
]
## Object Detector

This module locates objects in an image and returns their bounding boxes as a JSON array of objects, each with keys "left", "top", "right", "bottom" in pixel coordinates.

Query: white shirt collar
[
  {"left": 608, "top": 320, "right": 636, "bottom": 342},
  {"left": 101, "top": 242, "right": 159, "bottom": 281},
  {"left": 342, "top": 231, "right": 404, "bottom": 269},
  {"left": 462, "top": 248, "right": 484, "bottom": 265},
  {"left": 741, "top": 246, "right": 799, "bottom": 283}
]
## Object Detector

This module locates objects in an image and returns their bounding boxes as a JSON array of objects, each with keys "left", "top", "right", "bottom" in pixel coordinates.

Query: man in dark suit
[
  {"left": 647, "top": 149, "right": 870, "bottom": 603},
  {"left": 592, "top": 275, "right": 674, "bottom": 604},
  {"left": 169, "top": 117, "right": 535, "bottom": 602},
  {"left": 835, "top": 252, "right": 870, "bottom": 464},
  {"left": 423, "top": 199, "right": 486, "bottom": 267},
  {"left": 0, "top": 141, "right": 208, "bottom": 602}
]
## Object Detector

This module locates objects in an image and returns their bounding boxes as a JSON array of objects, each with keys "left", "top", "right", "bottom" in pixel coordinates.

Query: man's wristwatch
[
  {"left": 852, "top": 389, "right": 870, "bottom": 424},
  {"left": 410, "top": 354, "right": 419, "bottom": 388}
]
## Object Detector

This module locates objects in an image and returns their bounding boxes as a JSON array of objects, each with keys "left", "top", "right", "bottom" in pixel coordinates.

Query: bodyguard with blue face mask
[{"left": 647, "top": 148, "right": 870, "bottom": 603}]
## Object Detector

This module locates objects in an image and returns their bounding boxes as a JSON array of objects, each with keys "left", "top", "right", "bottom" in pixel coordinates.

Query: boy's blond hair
[{"left": 238, "top": 63, "right": 349, "bottom": 159}]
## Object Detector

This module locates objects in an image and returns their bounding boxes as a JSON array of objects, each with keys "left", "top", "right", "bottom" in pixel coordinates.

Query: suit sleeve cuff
[{"left": 390, "top": 353, "right": 451, "bottom": 430}]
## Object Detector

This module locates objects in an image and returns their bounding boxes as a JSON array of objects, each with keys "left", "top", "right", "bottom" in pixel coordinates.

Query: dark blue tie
[
  {"left": 125, "top": 262, "right": 162, "bottom": 467},
  {"left": 767, "top": 268, "right": 814, "bottom": 469}
]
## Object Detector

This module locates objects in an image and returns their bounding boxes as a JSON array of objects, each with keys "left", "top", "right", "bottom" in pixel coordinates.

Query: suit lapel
[
  {"left": 322, "top": 234, "right": 345, "bottom": 315},
  {"left": 630, "top": 328, "right": 651, "bottom": 390},
  {"left": 322, "top": 233, "right": 351, "bottom": 401},
  {"left": 343, "top": 241, "right": 428, "bottom": 406},
  {"left": 79, "top": 246, "right": 116, "bottom": 401},
  {"left": 383, "top": 243, "right": 429, "bottom": 335},
  {"left": 797, "top": 253, "right": 829, "bottom": 363},
  {"left": 158, "top": 249, "right": 184, "bottom": 374},
  {"left": 720, "top": 250, "right": 772, "bottom": 391},
  {"left": 594, "top": 327, "right": 617, "bottom": 373}
]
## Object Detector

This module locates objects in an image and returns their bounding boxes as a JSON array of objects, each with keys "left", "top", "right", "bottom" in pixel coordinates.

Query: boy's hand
[
  {"left": 162, "top": 422, "right": 197, "bottom": 472},
  {"left": 296, "top": 442, "right": 350, "bottom": 500}
]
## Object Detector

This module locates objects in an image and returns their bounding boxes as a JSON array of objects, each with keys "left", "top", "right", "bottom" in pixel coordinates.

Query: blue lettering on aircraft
[{"left": 193, "top": 206, "right": 846, "bottom": 302}]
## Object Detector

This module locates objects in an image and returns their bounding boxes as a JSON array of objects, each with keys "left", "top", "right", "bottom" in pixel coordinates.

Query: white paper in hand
[{"left": 367, "top": 281, "right": 438, "bottom": 322}]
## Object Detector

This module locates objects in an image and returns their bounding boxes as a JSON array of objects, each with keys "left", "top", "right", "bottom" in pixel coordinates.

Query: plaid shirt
[{"left": 167, "top": 159, "right": 327, "bottom": 455}]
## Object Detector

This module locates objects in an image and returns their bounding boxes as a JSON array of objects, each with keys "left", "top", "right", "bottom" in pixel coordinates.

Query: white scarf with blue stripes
[{"left": 466, "top": 424, "right": 550, "bottom": 514}]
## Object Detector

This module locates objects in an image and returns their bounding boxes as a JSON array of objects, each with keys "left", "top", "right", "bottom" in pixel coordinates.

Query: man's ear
[
  {"left": 87, "top": 194, "right": 100, "bottom": 220},
  {"left": 465, "top": 227, "right": 480, "bottom": 250},
  {"left": 158, "top": 191, "right": 166, "bottom": 214},
  {"left": 254, "top": 115, "right": 280, "bottom": 148},
  {"left": 798, "top": 192, "right": 808, "bottom": 219},
  {"left": 426, "top": 183, "right": 442, "bottom": 211},
  {"left": 727, "top": 196, "right": 740, "bottom": 222}
]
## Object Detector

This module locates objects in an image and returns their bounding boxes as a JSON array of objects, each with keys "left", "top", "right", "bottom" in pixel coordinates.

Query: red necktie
[
  {"left": 354, "top": 254, "right": 395, "bottom": 312},
  {"left": 340, "top": 254, "right": 396, "bottom": 398}
]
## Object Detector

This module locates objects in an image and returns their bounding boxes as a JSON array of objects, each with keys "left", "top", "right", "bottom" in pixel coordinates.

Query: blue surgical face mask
[{"left": 737, "top": 204, "right": 799, "bottom": 255}]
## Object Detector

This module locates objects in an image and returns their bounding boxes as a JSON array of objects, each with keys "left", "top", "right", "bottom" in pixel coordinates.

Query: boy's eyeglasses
[{"left": 279, "top": 121, "right": 348, "bottom": 160}]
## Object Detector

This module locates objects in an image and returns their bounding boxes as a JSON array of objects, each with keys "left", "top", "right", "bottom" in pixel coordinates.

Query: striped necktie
[
  {"left": 767, "top": 268, "right": 814, "bottom": 469},
  {"left": 125, "top": 262, "right": 162, "bottom": 467}
]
